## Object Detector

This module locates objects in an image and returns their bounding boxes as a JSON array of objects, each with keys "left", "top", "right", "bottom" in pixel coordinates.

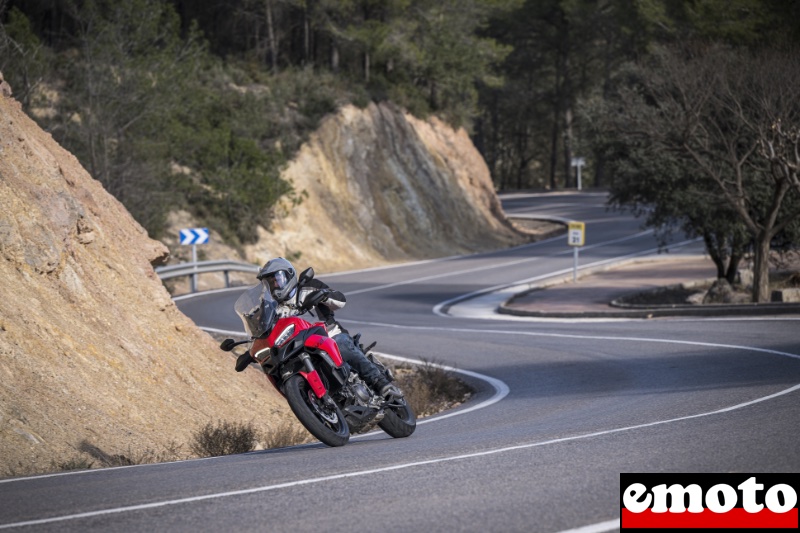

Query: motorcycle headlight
[{"left": 274, "top": 324, "right": 295, "bottom": 347}]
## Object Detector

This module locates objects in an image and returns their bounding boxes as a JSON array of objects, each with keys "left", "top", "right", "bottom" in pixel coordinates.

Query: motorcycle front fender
[{"left": 299, "top": 369, "right": 327, "bottom": 398}]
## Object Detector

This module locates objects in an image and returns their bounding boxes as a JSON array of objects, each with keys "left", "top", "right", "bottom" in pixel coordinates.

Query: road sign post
[
  {"left": 570, "top": 157, "right": 586, "bottom": 191},
  {"left": 567, "top": 221, "right": 585, "bottom": 282},
  {"left": 179, "top": 228, "right": 210, "bottom": 293}
]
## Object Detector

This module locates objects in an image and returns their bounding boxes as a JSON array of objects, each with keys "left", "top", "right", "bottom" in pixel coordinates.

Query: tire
[
  {"left": 284, "top": 374, "right": 350, "bottom": 447},
  {"left": 378, "top": 400, "right": 416, "bottom": 438}
]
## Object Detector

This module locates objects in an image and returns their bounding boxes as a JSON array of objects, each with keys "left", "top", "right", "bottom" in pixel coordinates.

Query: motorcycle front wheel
[
  {"left": 284, "top": 374, "right": 350, "bottom": 447},
  {"left": 378, "top": 399, "right": 416, "bottom": 438}
]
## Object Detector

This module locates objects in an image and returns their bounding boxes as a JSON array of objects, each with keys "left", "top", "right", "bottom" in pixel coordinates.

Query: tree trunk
[
  {"left": 549, "top": 48, "right": 564, "bottom": 190},
  {"left": 549, "top": 111, "right": 559, "bottom": 189},
  {"left": 330, "top": 42, "right": 340, "bottom": 72},
  {"left": 703, "top": 233, "right": 727, "bottom": 280},
  {"left": 303, "top": 4, "right": 311, "bottom": 65},
  {"left": 751, "top": 233, "right": 771, "bottom": 303},
  {"left": 265, "top": 0, "right": 278, "bottom": 72},
  {"left": 563, "top": 106, "right": 573, "bottom": 188},
  {"left": 725, "top": 251, "right": 742, "bottom": 284},
  {"left": 516, "top": 131, "right": 528, "bottom": 189}
]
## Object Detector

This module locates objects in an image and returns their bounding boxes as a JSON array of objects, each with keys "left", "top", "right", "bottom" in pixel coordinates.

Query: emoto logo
[{"left": 620, "top": 474, "right": 799, "bottom": 530}]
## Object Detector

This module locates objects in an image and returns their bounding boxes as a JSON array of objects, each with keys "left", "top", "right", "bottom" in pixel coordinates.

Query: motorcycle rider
[{"left": 236, "top": 257, "right": 403, "bottom": 400}]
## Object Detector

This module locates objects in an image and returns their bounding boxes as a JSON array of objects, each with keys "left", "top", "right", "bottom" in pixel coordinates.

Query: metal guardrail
[{"left": 155, "top": 260, "right": 259, "bottom": 293}]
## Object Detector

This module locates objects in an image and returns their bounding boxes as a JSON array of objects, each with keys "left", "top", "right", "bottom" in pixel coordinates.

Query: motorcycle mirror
[
  {"left": 299, "top": 267, "right": 315, "bottom": 285},
  {"left": 219, "top": 338, "right": 237, "bottom": 352}
]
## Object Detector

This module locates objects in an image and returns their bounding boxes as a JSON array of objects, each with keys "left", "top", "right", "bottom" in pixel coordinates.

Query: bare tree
[
  {"left": 675, "top": 47, "right": 800, "bottom": 302},
  {"left": 599, "top": 45, "right": 800, "bottom": 302},
  {"left": 761, "top": 120, "right": 800, "bottom": 196}
]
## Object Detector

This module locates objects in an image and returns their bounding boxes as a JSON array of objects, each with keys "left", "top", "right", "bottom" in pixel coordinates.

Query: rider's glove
[
  {"left": 235, "top": 351, "right": 253, "bottom": 372},
  {"left": 307, "top": 289, "right": 329, "bottom": 307}
]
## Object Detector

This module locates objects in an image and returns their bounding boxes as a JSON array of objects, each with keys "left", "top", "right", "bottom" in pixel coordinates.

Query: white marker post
[
  {"left": 567, "top": 221, "right": 585, "bottom": 282},
  {"left": 570, "top": 157, "right": 586, "bottom": 191},
  {"left": 179, "top": 228, "right": 210, "bottom": 292}
]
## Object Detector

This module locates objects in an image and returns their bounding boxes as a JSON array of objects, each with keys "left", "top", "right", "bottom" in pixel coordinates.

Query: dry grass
[
  {"left": 392, "top": 358, "right": 473, "bottom": 418},
  {"left": 190, "top": 420, "right": 260, "bottom": 457},
  {"left": 262, "top": 419, "right": 312, "bottom": 449}
]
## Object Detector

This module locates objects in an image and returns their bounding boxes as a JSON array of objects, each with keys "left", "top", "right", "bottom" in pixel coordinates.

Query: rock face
[
  {"left": 0, "top": 87, "right": 288, "bottom": 474},
  {"left": 244, "top": 102, "right": 527, "bottom": 273}
]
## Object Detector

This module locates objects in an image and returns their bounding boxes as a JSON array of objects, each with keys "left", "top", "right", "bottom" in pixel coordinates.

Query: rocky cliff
[
  {"left": 0, "top": 87, "right": 289, "bottom": 475},
  {"left": 244, "top": 102, "right": 528, "bottom": 273}
]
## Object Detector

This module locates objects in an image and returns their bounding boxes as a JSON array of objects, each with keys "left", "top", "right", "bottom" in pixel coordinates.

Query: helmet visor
[{"left": 263, "top": 270, "right": 289, "bottom": 294}]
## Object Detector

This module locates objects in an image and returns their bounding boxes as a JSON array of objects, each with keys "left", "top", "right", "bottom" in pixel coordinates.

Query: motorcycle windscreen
[{"left": 234, "top": 284, "right": 278, "bottom": 338}]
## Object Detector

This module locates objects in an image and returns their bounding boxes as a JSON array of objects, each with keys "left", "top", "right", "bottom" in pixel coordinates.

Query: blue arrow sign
[{"left": 179, "top": 228, "right": 209, "bottom": 245}]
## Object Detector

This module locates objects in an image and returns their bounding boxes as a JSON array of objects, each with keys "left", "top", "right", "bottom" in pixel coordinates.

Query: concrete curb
[
  {"left": 498, "top": 256, "right": 800, "bottom": 319},
  {"left": 498, "top": 302, "right": 800, "bottom": 319}
]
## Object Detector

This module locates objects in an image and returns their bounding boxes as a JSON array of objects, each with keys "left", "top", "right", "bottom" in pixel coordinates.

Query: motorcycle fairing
[
  {"left": 266, "top": 316, "right": 313, "bottom": 346},
  {"left": 305, "top": 334, "right": 344, "bottom": 366}
]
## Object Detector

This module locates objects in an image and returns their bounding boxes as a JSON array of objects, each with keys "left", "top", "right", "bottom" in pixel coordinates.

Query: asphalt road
[{"left": 1, "top": 192, "right": 799, "bottom": 533}]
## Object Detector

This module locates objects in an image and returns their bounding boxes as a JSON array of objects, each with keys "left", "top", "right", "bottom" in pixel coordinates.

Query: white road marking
[
  {"left": 554, "top": 518, "right": 620, "bottom": 533},
  {"left": 2, "top": 382, "right": 798, "bottom": 530},
  {"left": 370, "top": 352, "right": 510, "bottom": 426}
]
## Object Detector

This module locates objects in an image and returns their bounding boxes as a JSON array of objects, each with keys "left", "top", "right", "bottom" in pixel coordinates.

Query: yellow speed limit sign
[{"left": 568, "top": 221, "right": 585, "bottom": 247}]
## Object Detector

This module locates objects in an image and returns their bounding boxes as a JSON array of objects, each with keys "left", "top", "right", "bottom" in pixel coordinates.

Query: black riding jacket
[{"left": 276, "top": 277, "right": 349, "bottom": 335}]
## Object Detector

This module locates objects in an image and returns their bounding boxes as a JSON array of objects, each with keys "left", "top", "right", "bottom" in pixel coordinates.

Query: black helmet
[{"left": 257, "top": 257, "right": 297, "bottom": 302}]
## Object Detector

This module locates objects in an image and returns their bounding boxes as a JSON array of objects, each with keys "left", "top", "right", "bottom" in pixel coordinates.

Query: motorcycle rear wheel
[
  {"left": 285, "top": 374, "right": 350, "bottom": 447},
  {"left": 378, "top": 400, "right": 416, "bottom": 438}
]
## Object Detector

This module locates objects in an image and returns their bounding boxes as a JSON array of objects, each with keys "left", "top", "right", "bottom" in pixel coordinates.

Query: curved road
[{"left": 2, "top": 192, "right": 799, "bottom": 532}]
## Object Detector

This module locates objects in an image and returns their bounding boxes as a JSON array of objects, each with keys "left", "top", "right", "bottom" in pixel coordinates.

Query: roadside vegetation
[
  {"left": 2, "top": 1, "right": 798, "bottom": 297},
  {"left": 0, "top": 0, "right": 509, "bottom": 245}
]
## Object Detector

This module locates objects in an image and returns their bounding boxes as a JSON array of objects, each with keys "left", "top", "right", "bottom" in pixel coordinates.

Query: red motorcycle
[{"left": 220, "top": 268, "right": 416, "bottom": 447}]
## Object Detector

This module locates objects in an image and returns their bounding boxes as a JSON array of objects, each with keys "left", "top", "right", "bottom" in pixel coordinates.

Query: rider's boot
[
  {"left": 381, "top": 383, "right": 404, "bottom": 399},
  {"left": 374, "top": 377, "right": 403, "bottom": 399}
]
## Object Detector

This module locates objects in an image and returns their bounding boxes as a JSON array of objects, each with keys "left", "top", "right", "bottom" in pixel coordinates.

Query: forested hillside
[{"left": 2, "top": 0, "right": 799, "bottom": 253}]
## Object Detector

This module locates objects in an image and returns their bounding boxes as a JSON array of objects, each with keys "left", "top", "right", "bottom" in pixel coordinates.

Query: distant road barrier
[{"left": 155, "top": 260, "right": 259, "bottom": 293}]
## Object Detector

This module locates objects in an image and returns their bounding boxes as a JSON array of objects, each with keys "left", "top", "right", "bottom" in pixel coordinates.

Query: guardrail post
[
  {"left": 224, "top": 270, "right": 230, "bottom": 288},
  {"left": 191, "top": 245, "right": 198, "bottom": 293}
]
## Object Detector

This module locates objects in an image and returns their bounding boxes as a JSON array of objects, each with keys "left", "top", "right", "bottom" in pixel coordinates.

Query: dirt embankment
[{"left": 0, "top": 83, "right": 291, "bottom": 475}]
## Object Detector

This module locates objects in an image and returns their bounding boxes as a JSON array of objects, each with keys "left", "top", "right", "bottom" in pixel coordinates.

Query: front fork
[{"left": 298, "top": 353, "right": 335, "bottom": 407}]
